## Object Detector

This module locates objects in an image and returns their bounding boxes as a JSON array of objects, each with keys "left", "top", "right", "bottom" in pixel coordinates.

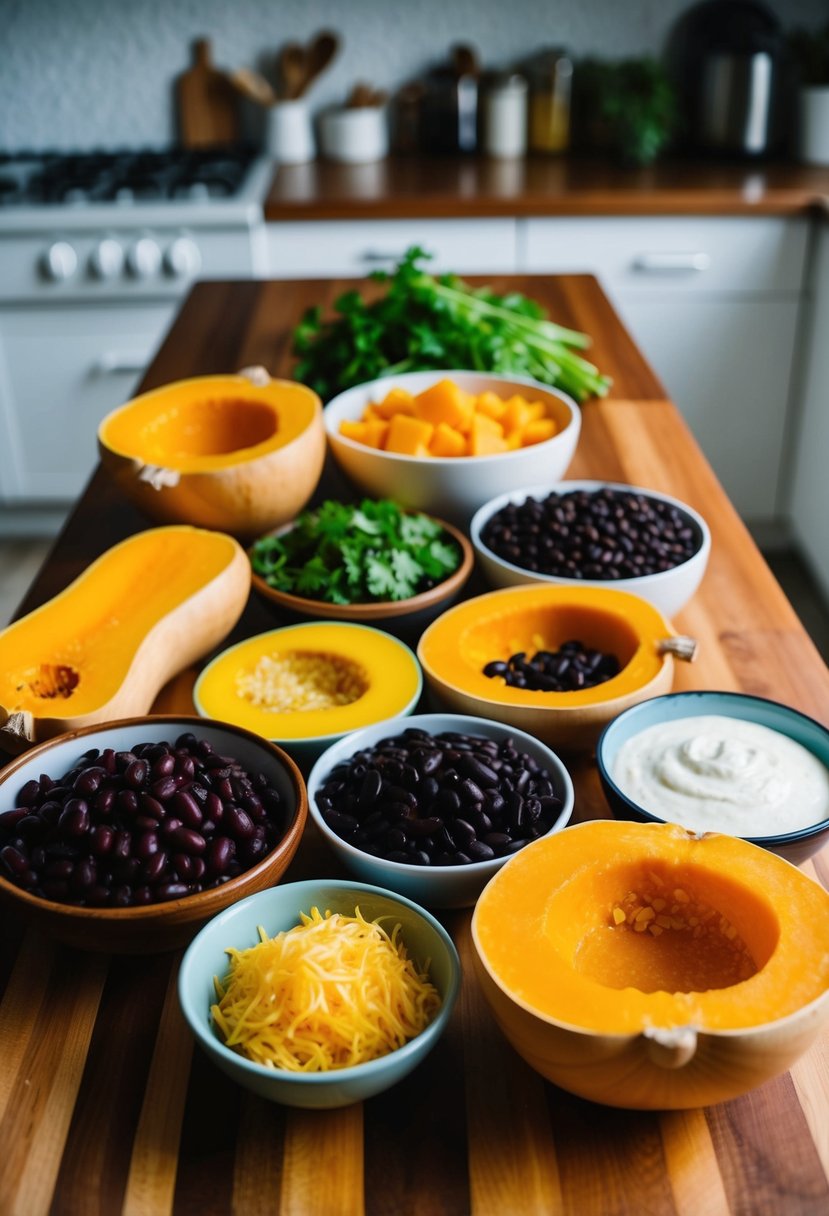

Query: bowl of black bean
[
  {"left": 306, "top": 713, "right": 575, "bottom": 909},
  {"left": 470, "top": 481, "right": 711, "bottom": 619},
  {"left": 0, "top": 716, "right": 307, "bottom": 953}
]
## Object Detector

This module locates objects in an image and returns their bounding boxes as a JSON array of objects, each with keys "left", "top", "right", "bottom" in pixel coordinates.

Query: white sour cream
[{"left": 611, "top": 714, "right": 829, "bottom": 837}]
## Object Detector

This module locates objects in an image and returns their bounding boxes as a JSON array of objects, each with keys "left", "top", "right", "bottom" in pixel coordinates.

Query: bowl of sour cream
[{"left": 596, "top": 691, "right": 829, "bottom": 865}]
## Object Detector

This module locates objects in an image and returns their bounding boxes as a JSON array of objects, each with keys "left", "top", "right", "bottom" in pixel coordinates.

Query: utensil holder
[
  {"left": 319, "top": 106, "right": 389, "bottom": 163},
  {"left": 266, "top": 100, "right": 315, "bottom": 164}
]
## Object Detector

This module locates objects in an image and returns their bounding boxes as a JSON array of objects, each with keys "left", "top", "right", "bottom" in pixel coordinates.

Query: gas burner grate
[{"left": 0, "top": 145, "right": 260, "bottom": 207}]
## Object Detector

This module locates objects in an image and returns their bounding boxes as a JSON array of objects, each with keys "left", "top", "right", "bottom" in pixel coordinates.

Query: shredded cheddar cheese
[{"left": 211, "top": 906, "right": 442, "bottom": 1071}]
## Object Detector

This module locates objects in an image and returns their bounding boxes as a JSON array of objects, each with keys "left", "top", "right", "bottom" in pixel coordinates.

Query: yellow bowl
[
  {"left": 417, "top": 584, "right": 686, "bottom": 751},
  {"left": 194, "top": 622, "right": 423, "bottom": 766}
]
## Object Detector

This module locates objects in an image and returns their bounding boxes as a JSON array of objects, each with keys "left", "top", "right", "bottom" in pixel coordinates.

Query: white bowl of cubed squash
[{"left": 323, "top": 371, "right": 581, "bottom": 524}]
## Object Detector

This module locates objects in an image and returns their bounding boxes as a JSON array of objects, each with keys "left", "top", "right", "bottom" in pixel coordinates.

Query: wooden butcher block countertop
[
  {"left": 3, "top": 274, "right": 829, "bottom": 1216},
  {"left": 264, "top": 156, "right": 829, "bottom": 220}
]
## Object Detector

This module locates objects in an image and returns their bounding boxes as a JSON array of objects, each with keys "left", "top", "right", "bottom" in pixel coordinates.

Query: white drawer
[
  {"left": 265, "top": 218, "right": 518, "bottom": 278},
  {"left": 522, "top": 216, "right": 809, "bottom": 294}
]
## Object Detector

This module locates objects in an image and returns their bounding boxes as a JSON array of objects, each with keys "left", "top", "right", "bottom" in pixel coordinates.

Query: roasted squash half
[
  {"left": 472, "top": 820, "right": 829, "bottom": 1109},
  {"left": 0, "top": 526, "right": 250, "bottom": 747},
  {"left": 417, "top": 584, "right": 691, "bottom": 750},
  {"left": 98, "top": 373, "right": 325, "bottom": 539}
]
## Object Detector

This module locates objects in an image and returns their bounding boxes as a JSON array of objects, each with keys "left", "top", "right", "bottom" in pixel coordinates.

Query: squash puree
[
  {"left": 195, "top": 623, "right": 422, "bottom": 741},
  {"left": 419, "top": 585, "right": 669, "bottom": 709},
  {"left": 473, "top": 820, "right": 829, "bottom": 1033},
  {"left": 0, "top": 527, "right": 239, "bottom": 716},
  {"left": 100, "top": 375, "right": 318, "bottom": 472}
]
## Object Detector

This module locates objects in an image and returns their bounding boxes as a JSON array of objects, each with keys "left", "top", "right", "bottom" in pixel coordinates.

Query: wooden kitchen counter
[
  {"left": 3, "top": 275, "right": 829, "bottom": 1216},
  {"left": 265, "top": 155, "right": 829, "bottom": 220}
]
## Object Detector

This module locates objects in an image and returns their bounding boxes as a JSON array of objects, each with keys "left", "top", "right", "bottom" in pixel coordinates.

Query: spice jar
[
  {"left": 528, "top": 49, "right": 573, "bottom": 154},
  {"left": 481, "top": 72, "right": 528, "bottom": 158}
]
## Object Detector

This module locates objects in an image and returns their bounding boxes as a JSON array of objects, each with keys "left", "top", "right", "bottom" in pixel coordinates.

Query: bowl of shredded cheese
[{"left": 177, "top": 878, "right": 461, "bottom": 1108}]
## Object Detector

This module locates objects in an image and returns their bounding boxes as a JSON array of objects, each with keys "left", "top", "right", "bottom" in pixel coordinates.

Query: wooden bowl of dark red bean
[
  {"left": 306, "top": 713, "right": 575, "bottom": 908},
  {"left": 0, "top": 716, "right": 308, "bottom": 953},
  {"left": 470, "top": 481, "right": 711, "bottom": 620}
]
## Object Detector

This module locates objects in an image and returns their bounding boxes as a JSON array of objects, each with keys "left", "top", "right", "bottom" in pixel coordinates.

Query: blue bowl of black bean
[
  {"left": 306, "top": 713, "right": 575, "bottom": 908},
  {"left": 470, "top": 480, "right": 711, "bottom": 620}
]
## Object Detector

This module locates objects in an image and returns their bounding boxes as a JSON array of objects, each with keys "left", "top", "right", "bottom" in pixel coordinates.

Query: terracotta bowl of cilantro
[{"left": 248, "top": 499, "right": 474, "bottom": 638}]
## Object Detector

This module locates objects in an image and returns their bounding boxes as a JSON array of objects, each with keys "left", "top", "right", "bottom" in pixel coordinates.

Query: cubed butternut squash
[
  {"left": 522, "top": 418, "right": 558, "bottom": 446},
  {"left": 413, "top": 379, "right": 475, "bottom": 431},
  {"left": 470, "top": 413, "right": 509, "bottom": 456},
  {"left": 385, "top": 414, "right": 435, "bottom": 456},
  {"left": 371, "top": 388, "right": 417, "bottom": 419},
  {"left": 429, "top": 423, "right": 468, "bottom": 458}
]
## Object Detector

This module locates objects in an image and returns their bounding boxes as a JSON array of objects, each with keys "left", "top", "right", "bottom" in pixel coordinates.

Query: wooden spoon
[
  {"left": 303, "top": 30, "right": 340, "bottom": 93},
  {"left": 278, "top": 42, "right": 307, "bottom": 100},
  {"left": 230, "top": 66, "right": 278, "bottom": 107}
]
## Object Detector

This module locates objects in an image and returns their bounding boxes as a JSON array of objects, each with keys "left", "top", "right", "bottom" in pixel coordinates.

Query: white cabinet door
[
  {"left": 266, "top": 218, "right": 518, "bottom": 278},
  {"left": 520, "top": 216, "right": 808, "bottom": 521},
  {"left": 614, "top": 294, "right": 800, "bottom": 520},
  {"left": 789, "top": 222, "right": 829, "bottom": 600},
  {"left": 0, "top": 303, "right": 170, "bottom": 502},
  {"left": 522, "top": 216, "right": 808, "bottom": 294}
]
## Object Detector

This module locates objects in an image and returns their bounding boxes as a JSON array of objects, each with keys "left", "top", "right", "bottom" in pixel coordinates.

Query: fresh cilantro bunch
[
  {"left": 292, "top": 247, "right": 611, "bottom": 403},
  {"left": 250, "top": 499, "right": 461, "bottom": 605}
]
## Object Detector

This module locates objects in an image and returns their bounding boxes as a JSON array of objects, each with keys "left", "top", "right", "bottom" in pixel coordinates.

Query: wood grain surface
[
  {"left": 264, "top": 156, "right": 829, "bottom": 221},
  {"left": 2, "top": 274, "right": 828, "bottom": 1216}
]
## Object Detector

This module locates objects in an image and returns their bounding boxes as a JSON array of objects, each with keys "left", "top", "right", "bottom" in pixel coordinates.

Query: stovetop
[{"left": 0, "top": 145, "right": 262, "bottom": 207}]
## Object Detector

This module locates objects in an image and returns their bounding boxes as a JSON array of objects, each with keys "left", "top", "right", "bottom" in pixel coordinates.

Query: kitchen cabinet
[
  {"left": 521, "top": 216, "right": 810, "bottom": 520},
  {"left": 264, "top": 217, "right": 518, "bottom": 277},
  {"left": 789, "top": 220, "right": 829, "bottom": 600},
  {"left": 0, "top": 302, "right": 168, "bottom": 503}
]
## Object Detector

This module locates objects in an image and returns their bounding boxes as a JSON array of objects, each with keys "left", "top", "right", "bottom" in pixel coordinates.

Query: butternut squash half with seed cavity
[
  {"left": 472, "top": 820, "right": 829, "bottom": 1109},
  {"left": 98, "top": 373, "right": 325, "bottom": 539},
  {"left": 0, "top": 526, "right": 250, "bottom": 747}
]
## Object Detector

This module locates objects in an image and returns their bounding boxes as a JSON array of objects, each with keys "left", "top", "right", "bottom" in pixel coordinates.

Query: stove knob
[
  {"left": 126, "top": 236, "right": 162, "bottom": 279},
  {"left": 164, "top": 235, "right": 201, "bottom": 279},
  {"left": 89, "top": 238, "right": 124, "bottom": 280},
  {"left": 42, "top": 240, "right": 78, "bottom": 282}
]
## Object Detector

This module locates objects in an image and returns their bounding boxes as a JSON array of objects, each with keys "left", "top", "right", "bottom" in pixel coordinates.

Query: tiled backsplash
[{"left": 1, "top": 0, "right": 824, "bottom": 150}]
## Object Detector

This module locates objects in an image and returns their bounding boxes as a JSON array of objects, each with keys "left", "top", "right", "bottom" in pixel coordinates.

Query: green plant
[
  {"left": 574, "top": 57, "right": 676, "bottom": 165},
  {"left": 292, "top": 247, "right": 611, "bottom": 403}
]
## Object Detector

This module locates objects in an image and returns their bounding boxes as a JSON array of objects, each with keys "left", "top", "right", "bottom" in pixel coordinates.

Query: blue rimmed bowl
[
  {"left": 178, "top": 878, "right": 461, "bottom": 1109},
  {"left": 597, "top": 691, "right": 829, "bottom": 865}
]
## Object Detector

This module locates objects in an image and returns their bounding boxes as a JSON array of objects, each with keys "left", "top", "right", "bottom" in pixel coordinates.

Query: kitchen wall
[{"left": 1, "top": 0, "right": 826, "bottom": 149}]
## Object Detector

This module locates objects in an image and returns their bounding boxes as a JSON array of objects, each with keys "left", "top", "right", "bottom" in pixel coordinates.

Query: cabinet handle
[
  {"left": 632, "top": 252, "right": 711, "bottom": 273},
  {"left": 93, "top": 351, "right": 150, "bottom": 376},
  {"left": 358, "top": 250, "right": 406, "bottom": 263}
]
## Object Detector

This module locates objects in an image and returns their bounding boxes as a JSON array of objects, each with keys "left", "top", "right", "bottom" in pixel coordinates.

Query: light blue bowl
[
  {"left": 597, "top": 691, "right": 829, "bottom": 865},
  {"left": 306, "top": 712, "right": 575, "bottom": 908},
  {"left": 178, "top": 878, "right": 460, "bottom": 1109}
]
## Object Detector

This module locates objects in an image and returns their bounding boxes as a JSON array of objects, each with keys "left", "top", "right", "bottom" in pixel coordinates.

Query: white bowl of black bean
[
  {"left": 306, "top": 713, "right": 575, "bottom": 909},
  {"left": 470, "top": 480, "right": 711, "bottom": 620}
]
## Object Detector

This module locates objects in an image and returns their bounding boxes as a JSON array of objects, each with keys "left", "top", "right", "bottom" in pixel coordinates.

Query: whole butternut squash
[{"left": 0, "top": 526, "right": 250, "bottom": 747}]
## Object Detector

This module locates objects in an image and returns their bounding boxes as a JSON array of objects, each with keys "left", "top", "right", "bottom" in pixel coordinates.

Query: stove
[
  {"left": 0, "top": 145, "right": 272, "bottom": 299},
  {"left": 0, "top": 145, "right": 273, "bottom": 520}
]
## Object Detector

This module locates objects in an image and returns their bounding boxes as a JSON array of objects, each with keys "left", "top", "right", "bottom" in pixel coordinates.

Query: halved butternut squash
[
  {"left": 98, "top": 372, "right": 325, "bottom": 539},
  {"left": 472, "top": 820, "right": 829, "bottom": 1109},
  {"left": 0, "top": 526, "right": 250, "bottom": 747}
]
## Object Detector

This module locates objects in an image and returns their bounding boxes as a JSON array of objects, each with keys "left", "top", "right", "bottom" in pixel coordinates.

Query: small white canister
[
  {"left": 319, "top": 106, "right": 389, "bottom": 164},
  {"left": 265, "top": 99, "right": 316, "bottom": 164},
  {"left": 482, "top": 73, "right": 528, "bottom": 159}
]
